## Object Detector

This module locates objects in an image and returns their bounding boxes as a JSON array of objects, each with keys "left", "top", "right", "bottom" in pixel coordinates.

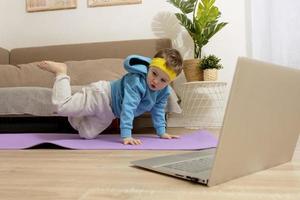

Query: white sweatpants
[{"left": 52, "top": 75, "right": 115, "bottom": 139}]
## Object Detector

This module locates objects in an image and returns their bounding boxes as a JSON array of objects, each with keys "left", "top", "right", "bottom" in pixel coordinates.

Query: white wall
[
  {"left": 205, "top": 0, "right": 248, "bottom": 83},
  {"left": 0, "top": 0, "right": 248, "bottom": 83},
  {"left": 0, "top": 0, "right": 168, "bottom": 49}
]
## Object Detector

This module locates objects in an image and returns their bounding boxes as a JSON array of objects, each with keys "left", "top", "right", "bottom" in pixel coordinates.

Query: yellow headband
[{"left": 149, "top": 58, "right": 177, "bottom": 81}]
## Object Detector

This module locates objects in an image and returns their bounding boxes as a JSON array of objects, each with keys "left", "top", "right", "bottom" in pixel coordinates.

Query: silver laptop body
[{"left": 131, "top": 57, "right": 300, "bottom": 186}]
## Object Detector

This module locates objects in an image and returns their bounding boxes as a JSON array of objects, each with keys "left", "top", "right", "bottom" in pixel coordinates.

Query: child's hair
[{"left": 153, "top": 48, "right": 183, "bottom": 76}]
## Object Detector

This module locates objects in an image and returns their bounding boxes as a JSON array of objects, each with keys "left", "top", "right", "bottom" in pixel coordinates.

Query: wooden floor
[{"left": 0, "top": 128, "right": 300, "bottom": 200}]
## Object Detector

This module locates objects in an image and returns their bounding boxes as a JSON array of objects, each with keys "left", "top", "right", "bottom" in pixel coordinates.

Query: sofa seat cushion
[
  {"left": 0, "top": 86, "right": 181, "bottom": 116},
  {"left": 0, "top": 87, "right": 55, "bottom": 116}
]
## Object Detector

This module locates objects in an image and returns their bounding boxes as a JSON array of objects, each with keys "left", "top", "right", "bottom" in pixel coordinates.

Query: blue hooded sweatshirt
[{"left": 110, "top": 55, "right": 170, "bottom": 138}]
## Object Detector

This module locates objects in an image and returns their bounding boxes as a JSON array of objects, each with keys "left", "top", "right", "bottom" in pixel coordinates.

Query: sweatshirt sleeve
[
  {"left": 150, "top": 87, "right": 170, "bottom": 136},
  {"left": 119, "top": 74, "right": 144, "bottom": 138}
]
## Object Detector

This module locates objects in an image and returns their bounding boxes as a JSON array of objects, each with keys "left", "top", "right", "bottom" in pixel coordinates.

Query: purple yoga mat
[{"left": 0, "top": 130, "right": 218, "bottom": 150}]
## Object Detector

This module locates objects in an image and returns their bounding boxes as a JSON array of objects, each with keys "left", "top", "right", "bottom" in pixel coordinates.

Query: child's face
[{"left": 147, "top": 67, "right": 172, "bottom": 91}]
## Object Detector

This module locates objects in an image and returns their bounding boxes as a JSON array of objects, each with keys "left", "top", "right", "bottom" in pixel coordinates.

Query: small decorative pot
[{"left": 203, "top": 69, "right": 218, "bottom": 81}]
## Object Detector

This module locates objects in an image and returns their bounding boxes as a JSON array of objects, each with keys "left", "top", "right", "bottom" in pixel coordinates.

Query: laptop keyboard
[{"left": 162, "top": 156, "right": 214, "bottom": 173}]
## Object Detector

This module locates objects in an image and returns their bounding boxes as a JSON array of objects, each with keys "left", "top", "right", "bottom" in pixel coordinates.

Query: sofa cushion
[
  {"left": 9, "top": 39, "right": 171, "bottom": 65},
  {"left": 0, "top": 64, "right": 23, "bottom": 87},
  {"left": 0, "top": 58, "right": 125, "bottom": 88},
  {"left": 0, "top": 86, "right": 181, "bottom": 116},
  {"left": 17, "top": 62, "right": 55, "bottom": 87},
  {"left": 0, "top": 87, "right": 55, "bottom": 116},
  {"left": 65, "top": 59, "right": 126, "bottom": 85},
  {"left": 0, "top": 47, "right": 9, "bottom": 64}
]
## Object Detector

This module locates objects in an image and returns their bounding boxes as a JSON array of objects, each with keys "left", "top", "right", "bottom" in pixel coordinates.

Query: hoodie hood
[{"left": 123, "top": 55, "right": 152, "bottom": 77}]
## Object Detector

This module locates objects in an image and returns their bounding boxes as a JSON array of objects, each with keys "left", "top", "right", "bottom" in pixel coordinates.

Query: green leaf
[
  {"left": 196, "top": 0, "right": 220, "bottom": 28},
  {"left": 200, "top": 54, "right": 223, "bottom": 70},
  {"left": 207, "top": 22, "right": 228, "bottom": 39},
  {"left": 167, "top": 0, "right": 198, "bottom": 14},
  {"left": 175, "top": 13, "right": 195, "bottom": 34}
]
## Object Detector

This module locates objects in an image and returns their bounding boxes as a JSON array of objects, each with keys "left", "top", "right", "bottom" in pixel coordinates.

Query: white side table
[{"left": 181, "top": 81, "right": 227, "bottom": 129}]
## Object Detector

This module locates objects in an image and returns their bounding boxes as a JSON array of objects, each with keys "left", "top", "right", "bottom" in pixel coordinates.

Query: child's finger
[
  {"left": 126, "top": 141, "right": 134, "bottom": 145},
  {"left": 123, "top": 140, "right": 129, "bottom": 145},
  {"left": 135, "top": 139, "right": 142, "bottom": 145},
  {"left": 133, "top": 139, "right": 141, "bottom": 145}
]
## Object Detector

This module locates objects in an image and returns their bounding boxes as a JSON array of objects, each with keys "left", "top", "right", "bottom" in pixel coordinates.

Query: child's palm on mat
[
  {"left": 123, "top": 137, "right": 142, "bottom": 145},
  {"left": 123, "top": 133, "right": 179, "bottom": 145},
  {"left": 160, "top": 133, "right": 180, "bottom": 139}
]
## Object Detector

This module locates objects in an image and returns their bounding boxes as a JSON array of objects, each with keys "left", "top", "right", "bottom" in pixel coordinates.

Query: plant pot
[
  {"left": 203, "top": 69, "right": 218, "bottom": 81},
  {"left": 183, "top": 59, "right": 203, "bottom": 82}
]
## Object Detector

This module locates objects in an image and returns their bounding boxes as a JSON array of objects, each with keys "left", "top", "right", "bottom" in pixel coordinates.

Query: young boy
[{"left": 38, "top": 48, "right": 183, "bottom": 145}]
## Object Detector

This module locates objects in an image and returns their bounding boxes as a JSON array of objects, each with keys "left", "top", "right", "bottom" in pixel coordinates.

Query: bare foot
[{"left": 38, "top": 61, "right": 67, "bottom": 76}]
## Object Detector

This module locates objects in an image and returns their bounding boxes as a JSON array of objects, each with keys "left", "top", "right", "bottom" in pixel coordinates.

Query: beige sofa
[{"left": 0, "top": 38, "right": 181, "bottom": 133}]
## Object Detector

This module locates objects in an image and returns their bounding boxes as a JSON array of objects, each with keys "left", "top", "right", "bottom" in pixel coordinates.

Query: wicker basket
[
  {"left": 183, "top": 59, "right": 203, "bottom": 82},
  {"left": 181, "top": 82, "right": 227, "bottom": 129},
  {"left": 203, "top": 69, "right": 218, "bottom": 81}
]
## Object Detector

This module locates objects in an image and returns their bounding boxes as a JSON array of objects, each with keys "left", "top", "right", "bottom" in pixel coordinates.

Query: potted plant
[
  {"left": 200, "top": 54, "right": 223, "bottom": 81},
  {"left": 167, "top": 0, "right": 227, "bottom": 81}
]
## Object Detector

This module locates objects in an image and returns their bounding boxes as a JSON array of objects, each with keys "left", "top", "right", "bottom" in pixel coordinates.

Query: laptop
[{"left": 131, "top": 57, "right": 300, "bottom": 186}]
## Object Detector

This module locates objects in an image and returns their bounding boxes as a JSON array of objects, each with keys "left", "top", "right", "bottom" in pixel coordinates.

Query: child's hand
[
  {"left": 160, "top": 133, "right": 180, "bottom": 139},
  {"left": 123, "top": 137, "right": 142, "bottom": 145}
]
